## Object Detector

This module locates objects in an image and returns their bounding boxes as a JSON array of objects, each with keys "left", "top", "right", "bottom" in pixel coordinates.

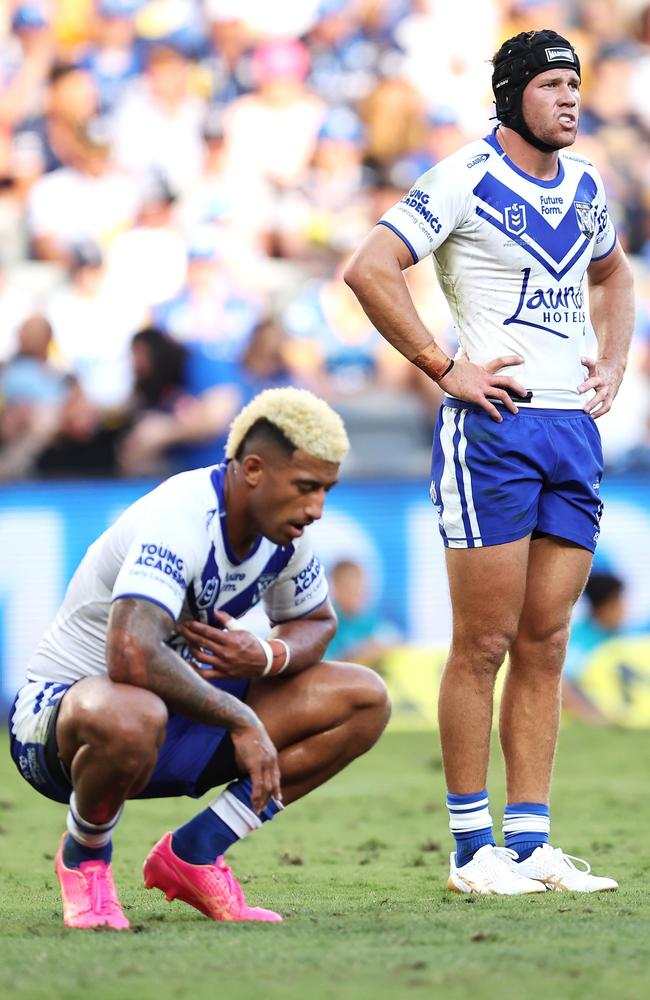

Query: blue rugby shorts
[
  {"left": 9, "top": 677, "right": 249, "bottom": 804},
  {"left": 430, "top": 400, "right": 604, "bottom": 552}
]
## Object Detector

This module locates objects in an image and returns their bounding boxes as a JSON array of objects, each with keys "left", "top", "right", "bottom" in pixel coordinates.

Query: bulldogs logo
[{"left": 574, "top": 200, "right": 596, "bottom": 239}]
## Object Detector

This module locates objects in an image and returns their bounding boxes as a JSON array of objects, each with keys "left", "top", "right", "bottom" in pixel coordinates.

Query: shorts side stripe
[
  {"left": 439, "top": 407, "right": 467, "bottom": 546},
  {"left": 457, "top": 410, "right": 483, "bottom": 548},
  {"left": 451, "top": 412, "right": 476, "bottom": 548}
]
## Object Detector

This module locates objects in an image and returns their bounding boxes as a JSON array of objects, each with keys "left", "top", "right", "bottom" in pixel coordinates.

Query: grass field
[{"left": 1, "top": 724, "right": 649, "bottom": 1000}]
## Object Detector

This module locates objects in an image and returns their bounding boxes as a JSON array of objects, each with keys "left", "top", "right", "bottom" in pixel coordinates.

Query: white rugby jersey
[
  {"left": 380, "top": 130, "right": 617, "bottom": 408},
  {"left": 27, "top": 464, "right": 328, "bottom": 684}
]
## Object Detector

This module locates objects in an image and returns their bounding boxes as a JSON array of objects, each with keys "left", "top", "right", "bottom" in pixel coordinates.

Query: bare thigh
[
  {"left": 514, "top": 535, "right": 593, "bottom": 645},
  {"left": 445, "top": 535, "right": 531, "bottom": 652},
  {"left": 247, "top": 660, "right": 389, "bottom": 749}
]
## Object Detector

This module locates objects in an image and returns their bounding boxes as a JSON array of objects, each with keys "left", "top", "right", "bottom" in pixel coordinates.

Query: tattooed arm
[{"left": 106, "top": 597, "right": 281, "bottom": 809}]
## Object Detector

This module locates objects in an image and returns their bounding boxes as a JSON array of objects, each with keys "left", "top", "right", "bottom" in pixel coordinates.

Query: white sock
[{"left": 66, "top": 791, "right": 123, "bottom": 848}]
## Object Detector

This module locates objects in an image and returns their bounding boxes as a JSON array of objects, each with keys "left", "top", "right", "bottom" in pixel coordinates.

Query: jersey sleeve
[
  {"left": 262, "top": 533, "right": 329, "bottom": 623},
  {"left": 112, "top": 503, "right": 205, "bottom": 621},
  {"left": 377, "top": 158, "right": 471, "bottom": 264},
  {"left": 591, "top": 170, "right": 617, "bottom": 261}
]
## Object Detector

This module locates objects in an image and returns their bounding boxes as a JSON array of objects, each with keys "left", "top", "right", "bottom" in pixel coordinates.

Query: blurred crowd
[{"left": 3, "top": 0, "right": 650, "bottom": 479}]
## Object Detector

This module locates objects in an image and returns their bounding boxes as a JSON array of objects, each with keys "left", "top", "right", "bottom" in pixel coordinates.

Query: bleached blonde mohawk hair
[{"left": 225, "top": 387, "right": 349, "bottom": 464}]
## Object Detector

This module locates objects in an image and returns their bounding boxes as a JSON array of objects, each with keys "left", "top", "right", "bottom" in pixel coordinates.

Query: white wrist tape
[
  {"left": 273, "top": 639, "right": 291, "bottom": 673},
  {"left": 222, "top": 617, "right": 247, "bottom": 631},
  {"left": 222, "top": 616, "right": 274, "bottom": 676},
  {"left": 256, "top": 637, "right": 275, "bottom": 676}
]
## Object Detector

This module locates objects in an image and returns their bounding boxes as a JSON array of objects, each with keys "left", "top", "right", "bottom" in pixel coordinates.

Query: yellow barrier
[
  {"left": 381, "top": 637, "right": 650, "bottom": 729},
  {"left": 580, "top": 636, "right": 650, "bottom": 726}
]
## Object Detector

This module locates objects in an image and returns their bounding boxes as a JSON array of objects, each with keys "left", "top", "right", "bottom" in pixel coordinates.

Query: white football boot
[
  {"left": 514, "top": 844, "right": 618, "bottom": 892},
  {"left": 448, "top": 844, "right": 547, "bottom": 895}
]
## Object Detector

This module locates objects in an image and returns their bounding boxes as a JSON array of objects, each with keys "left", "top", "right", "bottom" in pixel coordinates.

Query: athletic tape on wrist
[
  {"left": 412, "top": 344, "right": 454, "bottom": 382},
  {"left": 257, "top": 637, "right": 275, "bottom": 676},
  {"left": 222, "top": 617, "right": 274, "bottom": 676},
  {"left": 270, "top": 638, "right": 291, "bottom": 674},
  {"left": 223, "top": 617, "right": 248, "bottom": 632},
  {"left": 439, "top": 358, "right": 455, "bottom": 380}
]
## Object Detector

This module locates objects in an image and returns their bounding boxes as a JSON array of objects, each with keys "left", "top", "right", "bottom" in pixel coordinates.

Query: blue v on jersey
[{"left": 379, "top": 129, "right": 617, "bottom": 409}]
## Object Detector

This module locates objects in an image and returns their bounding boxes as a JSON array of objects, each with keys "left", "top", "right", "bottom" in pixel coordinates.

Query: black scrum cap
[{"left": 492, "top": 29, "right": 581, "bottom": 125}]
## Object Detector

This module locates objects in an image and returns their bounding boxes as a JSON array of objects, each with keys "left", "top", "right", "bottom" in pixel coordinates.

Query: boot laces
[
  {"left": 80, "top": 862, "right": 119, "bottom": 914},
  {"left": 216, "top": 857, "right": 245, "bottom": 908}
]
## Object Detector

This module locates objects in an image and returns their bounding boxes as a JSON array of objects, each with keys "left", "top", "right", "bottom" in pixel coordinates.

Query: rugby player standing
[{"left": 345, "top": 29, "right": 633, "bottom": 893}]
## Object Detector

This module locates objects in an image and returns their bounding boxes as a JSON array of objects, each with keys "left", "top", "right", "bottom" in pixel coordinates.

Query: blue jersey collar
[
  {"left": 484, "top": 129, "right": 565, "bottom": 189},
  {"left": 210, "top": 462, "right": 263, "bottom": 566}
]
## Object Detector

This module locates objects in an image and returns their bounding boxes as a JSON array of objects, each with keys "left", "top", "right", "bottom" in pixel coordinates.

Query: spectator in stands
[
  {"left": 111, "top": 41, "right": 206, "bottom": 194},
  {"left": 202, "top": 1, "right": 255, "bottom": 107},
  {"left": 47, "top": 240, "right": 144, "bottom": 409},
  {"left": 13, "top": 62, "right": 99, "bottom": 184},
  {"left": 282, "top": 253, "right": 415, "bottom": 400},
  {"left": 361, "top": 76, "right": 427, "bottom": 169},
  {"left": 117, "top": 315, "right": 297, "bottom": 477},
  {"left": 0, "top": 3, "right": 53, "bottom": 132},
  {"left": 35, "top": 375, "right": 125, "bottom": 478},
  {"left": 327, "top": 558, "right": 400, "bottom": 671},
  {"left": 104, "top": 170, "right": 187, "bottom": 313},
  {"left": 0, "top": 274, "right": 132, "bottom": 481},
  {"left": 168, "top": 315, "right": 299, "bottom": 473},
  {"left": 223, "top": 38, "right": 325, "bottom": 190},
  {"left": 305, "top": 0, "right": 380, "bottom": 106},
  {"left": 35, "top": 324, "right": 183, "bottom": 480},
  {"left": 563, "top": 571, "right": 628, "bottom": 723},
  {"left": 178, "top": 106, "right": 273, "bottom": 260},
  {"left": 575, "top": 0, "right": 629, "bottom": 57},
  {"left": 0, "top": 314, "right": 66, "bottom": 479},
  {"left": 117, "top": 339, "right": 237, "bottom": 479},
  {"left": 76, "top": 0, "right": 143, "bottom": 117},
  {"left": 129, "top": 325, "right": 187, "bottom": 414},
  {"left": 394, "top": 0, "right": 500, "bottom": 135},
  {"left": 154, "top": 226, "right": 262, "bottom": 385},
  {"left": 0, "top": 256, "right": 35, "bottom": 361},
  {"left": 274, "top": 105, "right": 372, "bottom": 261},
  {"left": 27, "top": 116, "right": 138, "bottom": 263},
  {"left": 235, "top": 316, "right": 300, "bottom": 401}
]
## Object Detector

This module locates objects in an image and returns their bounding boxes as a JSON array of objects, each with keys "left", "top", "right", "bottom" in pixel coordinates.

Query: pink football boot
[
  {"left": 143, "top": 832, "right": 282, "bottom": 923},
  {"left": 55, "top": 835, "right": 130, "bottom": 930}
]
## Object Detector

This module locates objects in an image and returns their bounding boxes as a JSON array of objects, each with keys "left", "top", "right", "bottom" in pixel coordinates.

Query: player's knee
[
  {"left": 454, "top": 628, "right": 515, "bottom": 673},
  {"left": 514, "top": 621, "right": 570, "bottom": 667},
  {"left": 356, "top": 665, "right": 391, "bottom": 722},
  {"left": 69, "top": 686, "right": 167, "bottom": 760},
  {"left": 321, "top": 662, "right": 392, "bottom": 732},
  {"left": 334, "top": 663, "right": 392, "bottom": 750}
]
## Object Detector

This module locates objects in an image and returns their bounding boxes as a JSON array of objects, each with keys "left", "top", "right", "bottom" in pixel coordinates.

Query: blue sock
[
  {"left": 62, "top": 833, "right": 113, "bottom": 867},
  {"left": 172, "top": 777, "right": 283, "bottom": 866},
  {"left": 447, "top": 789, "right": 495, "bottom": 867},
  {"left": 503, "top": 802, "right": 550, "bottom": 861}
]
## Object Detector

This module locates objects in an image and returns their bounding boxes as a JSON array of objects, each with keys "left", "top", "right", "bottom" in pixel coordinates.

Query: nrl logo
[
  {"left": 196, "top": 573, "right": 220, "bottom": 609},
  {"left": 504, "top": 203, "right": 527, "bottom": 236},
  {"left": 574, "top": 200, "right": 596, "bottom": 238}
]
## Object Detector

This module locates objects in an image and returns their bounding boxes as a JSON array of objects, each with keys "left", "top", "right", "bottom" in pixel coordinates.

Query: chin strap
[{"left": 500, "top": 112, "right": 563, "bottom": 154}]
